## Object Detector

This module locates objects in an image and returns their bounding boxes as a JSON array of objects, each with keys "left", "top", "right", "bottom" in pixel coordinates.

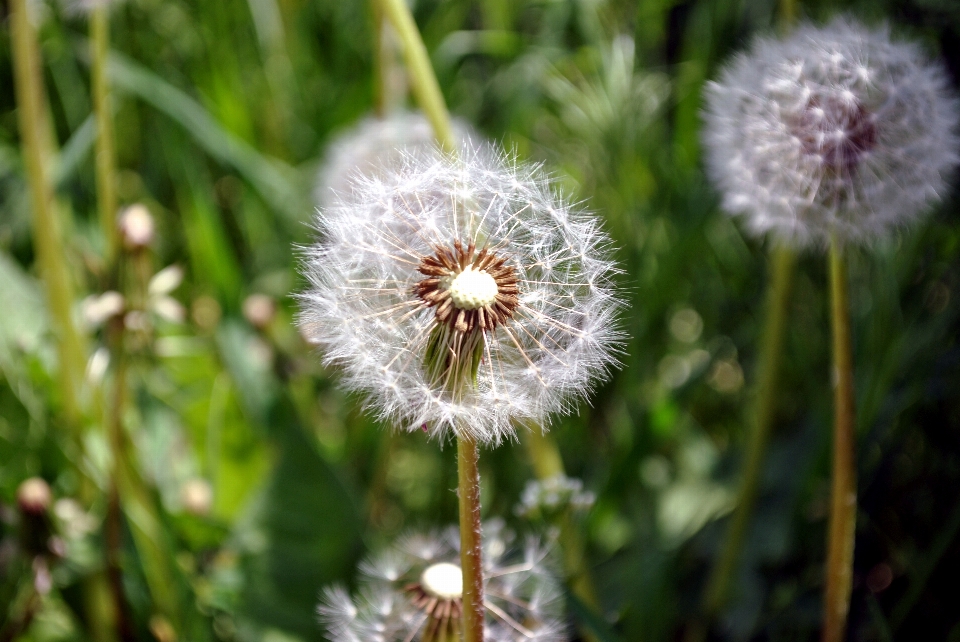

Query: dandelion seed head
[
  {"left": 703, "top": 17, "right": 960, "bottom": 248},
  {"left": 298, "top": 141, "right": 623, "bottom": 444},
  {"left": 59, "top": 0, "right": 122, "bottom": 17},
  {"left": 316, "top": 111, "right": 479, "bottom": 210},
  {"left": 318, "top": 522, "right": 568, "bottom": 642},
  {"left": 517, "top": 474, "right": 596, "bottom": 521}
]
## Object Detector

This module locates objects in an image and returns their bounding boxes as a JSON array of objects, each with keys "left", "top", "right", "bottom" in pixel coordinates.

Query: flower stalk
[
  {"left": 91, "top": 4, "right": 119, "bottom": 266},
  {"left": 823, "top": 234, "right": 857, "bottom": 642},
  {"left": 378, "top": 0, "right": 455, "bottom": 149},
  {"left": 704, "top": 245, "right": 795, "bottom": 616},
  {"left": 457, "top": 437, "right": 485, "bottom": 642}
]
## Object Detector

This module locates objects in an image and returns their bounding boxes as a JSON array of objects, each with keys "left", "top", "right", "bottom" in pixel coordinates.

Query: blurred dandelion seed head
[
  {"left": 517, "top": 474, "right": 596, "bottom": 520},
  {"left": 318, "top": 522, "right": 567, "bottom": 642},
  {"left": 703, "top": 17, "right": 960, "bottom": 248},
  {"left": 59, "top": 0, "right": 122, "bottom": 17},
  {"left": 298, "top": 141, "right": 623, "bottom": 444},
  {"left": 315, "top": 111, "right": 478, "bottom": 210}
]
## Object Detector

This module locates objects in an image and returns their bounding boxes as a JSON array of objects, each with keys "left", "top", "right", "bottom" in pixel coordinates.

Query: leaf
[{"left": 236, "top": 396, "right": 362, "bottom": 639}]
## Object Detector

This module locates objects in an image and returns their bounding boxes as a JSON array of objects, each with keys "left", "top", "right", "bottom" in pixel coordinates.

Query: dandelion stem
[
  {"left": 823, "top": 234, "right": 857, "bottom": 642},
  {"left": 704, "top": 246, "right": 795, "bottom": 617},
  {"left": 457, "top": 436, "right": 485, "bottom": 642},
  {"left": 92, "top": 4, "right": 118, "bottom": 266},
  {"left": 378, "top": 0, "right": 455, "bottom": 149},
  {"left": 11, "top": 0, "right": 87, "bottom": 432}
]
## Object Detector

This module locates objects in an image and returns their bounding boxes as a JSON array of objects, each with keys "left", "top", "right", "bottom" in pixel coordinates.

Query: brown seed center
[
  {"left": 791, "top": 95, "right": 878, "bottom": 174},
  {"left": 415, "top": 240, "right": 520, "bottom": 334}
]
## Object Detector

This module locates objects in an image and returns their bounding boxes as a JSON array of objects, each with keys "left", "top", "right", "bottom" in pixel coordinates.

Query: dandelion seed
[
  {"left": 298, "top": 141, "right": 622, "bottom": 444},
  {"left": 703, "top": 17, "right": 960, "bottom": 248},
  {"left": 318, "top": 522, "right": 567, "bottom": 642}
]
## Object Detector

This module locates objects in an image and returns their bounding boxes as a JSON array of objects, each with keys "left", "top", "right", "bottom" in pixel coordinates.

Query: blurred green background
[{"left": 2, "top": 0, "right": 960, "bottom": 640}]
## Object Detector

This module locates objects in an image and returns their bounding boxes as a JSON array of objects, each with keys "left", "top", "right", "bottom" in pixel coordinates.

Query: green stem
[
  {"left": 371, "top": 0, "right": 388, "bottom": 117},
  {"left": 823, "top": 234, "right": 857, "bottom": 642},
  {"left": 457, "top": 436, "right": 484, "bottom": 642},
  {"left": 523, "top": 426, "right": 565, "bottom": 479},
  {"left": 11, "top": 0, "right": 88, "bottom": 431},
  {"left": 704, "top": 246, "right": 795, "bottom": 616},
  {"left": 378, "top": 0, "right": 455, "bottom": 149},
  {"left": 91, "top": 5, "right": 119, "bottom": 266}
]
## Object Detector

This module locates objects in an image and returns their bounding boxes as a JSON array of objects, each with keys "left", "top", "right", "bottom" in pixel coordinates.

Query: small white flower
[
  {"left": 318, "top": 522, "right": 567, "bottom": 642},
  {"left": 298, "top": 142, "right": 622, "bottom": 444},
  {"left": 316, "top": 111, "right": 479, "bottom": 209},
  {"left": 703, "top": 17, "right": 960, "bottom": 248}
]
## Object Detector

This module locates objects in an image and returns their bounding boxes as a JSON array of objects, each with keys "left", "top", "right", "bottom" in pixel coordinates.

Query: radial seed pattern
[
  {"left": 318, "top": 522, "right": 567, "bottom": 642},
  {"left": 298, "top": 142, "right": 622, "bottom": 444},
  {"left": 703, "top": 18, "right": 960, "bottom": 248}
]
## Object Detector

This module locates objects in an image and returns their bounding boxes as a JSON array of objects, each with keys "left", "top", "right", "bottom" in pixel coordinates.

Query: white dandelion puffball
[
  {"left": 316, "top": 111, "right": 478, "bottom": 209},
  {"left": 59, "top": 0, "right": 122, "bottom": 16},
  {"left": 703, "top": 17, "right": 960, "bottom": 248},
  {"left": 318, "top": 522, "right": 568, "bottom": 642},
  {"left": 298, "top": 141, "right": 622, "bottom": 445}
]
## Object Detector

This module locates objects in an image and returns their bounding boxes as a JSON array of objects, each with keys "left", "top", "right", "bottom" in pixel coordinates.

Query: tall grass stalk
[
  {"left": 10, "top": 1, "right": 118, "bottom": 638},
  {"left": 11, "top": 0, "right": 88, "bottom": 432},
  {"left": 704, "top": 246, "right": 795, "bottom": 616},
  {"left": 823, "top": 234, "right": 857, "bottom": 642}
]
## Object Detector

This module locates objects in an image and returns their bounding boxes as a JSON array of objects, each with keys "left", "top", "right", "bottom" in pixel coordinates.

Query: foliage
[{"left": 1, "top": 0, "right": 959, "bottom": 640}]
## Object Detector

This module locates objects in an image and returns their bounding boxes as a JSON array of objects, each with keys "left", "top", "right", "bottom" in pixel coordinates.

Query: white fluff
[
  {"left": 703, "top": 17, "right": 959, "bottom": 248},
  {"left": 315, "top": 111, "right": 479, "bottom": 210},
  {"left": 298, "top": 141, "right": 623, "bottom": 444},
  {"left": 318, "top": 521, "right": 568, "bottom": 642}
]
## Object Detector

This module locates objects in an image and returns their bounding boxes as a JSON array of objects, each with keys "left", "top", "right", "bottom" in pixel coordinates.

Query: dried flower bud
[
  {"left": 243, "top": 293, "right": 277, "bottom": 330},
  {"left": 191, "top": 295, "right": 222, "bottom": 331},
  {"left": 17, "top": 477, "right": 52, "bottom": 516},
  {"left": 180, "top": 478, "right": 213, "bottom": 516},
  {"left": 118, "top": 204, "right": 155, "bottom": 250}
]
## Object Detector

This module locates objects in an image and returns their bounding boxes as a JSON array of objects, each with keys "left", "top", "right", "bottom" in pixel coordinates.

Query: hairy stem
[
  {"left": 823, "top": 234, "right": 857, "bottom": 642},
  {"left": 11, "top": 0, "right": 87, "bottom": 431},
  {"left": 378, "top": 0, "right": 455, "bottom": 148},
  {"left": 457, "top": 436, "right": 484, "bottom": 642},
  {"left": 705, "top": 246, "right": 795, "bottom": 616}
]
